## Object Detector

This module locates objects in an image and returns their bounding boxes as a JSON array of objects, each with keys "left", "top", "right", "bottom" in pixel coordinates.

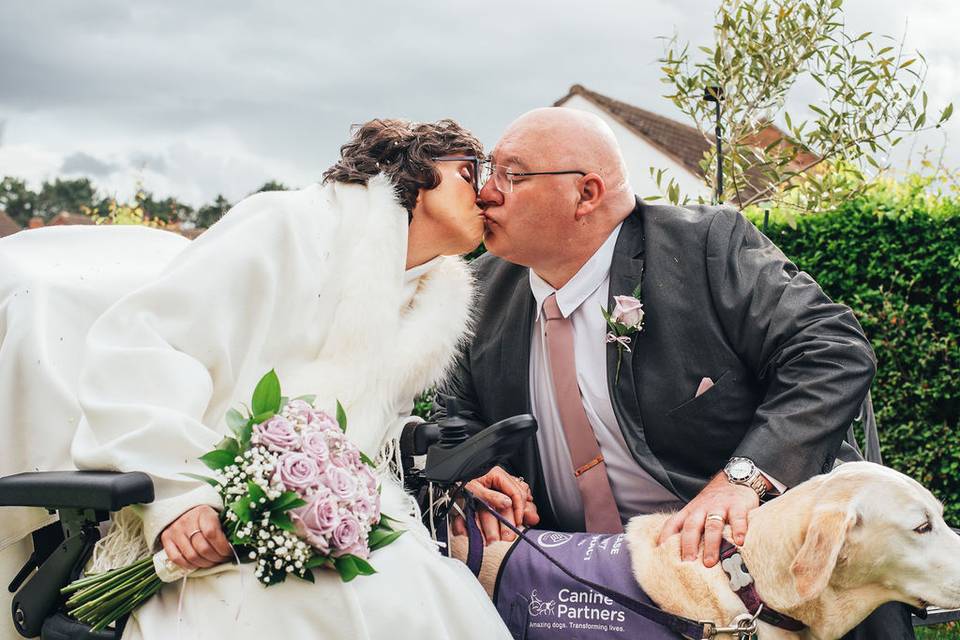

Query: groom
[{"left": 439, "top": 107, "right": 914, "bottom": 638}]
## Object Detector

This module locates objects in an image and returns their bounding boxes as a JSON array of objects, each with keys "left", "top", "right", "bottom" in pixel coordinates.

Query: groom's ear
[{"left": 574, "top": 173, "right": 605, "bottom": 219}]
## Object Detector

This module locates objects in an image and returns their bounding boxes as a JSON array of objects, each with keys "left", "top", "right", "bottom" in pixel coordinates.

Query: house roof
[
  {"left": 46, "top": 211, "right": 96, "bottom": 226},
  {"left": 554, "top": 84, "right": 818, "bottom": 205},
  {"left": 555, "top": 84, "right": 713, "bottom": 181},
  {"left": 0, "top": 210, "right": 21, "bottom": 237}
]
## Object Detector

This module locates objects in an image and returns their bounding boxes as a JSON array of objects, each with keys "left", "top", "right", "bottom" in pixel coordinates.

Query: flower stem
[{"left": 67, "top": 563, "right": 156, "bottom": 616}]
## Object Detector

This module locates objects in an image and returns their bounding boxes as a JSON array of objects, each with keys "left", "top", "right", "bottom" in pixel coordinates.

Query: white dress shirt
[{"left": 528, "top": 223, "right": 684, "bottom": 531}]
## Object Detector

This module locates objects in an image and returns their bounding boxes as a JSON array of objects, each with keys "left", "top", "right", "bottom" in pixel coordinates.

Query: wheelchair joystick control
[{"left": 437, "top": 397, "right": 469, "bottom": 449}]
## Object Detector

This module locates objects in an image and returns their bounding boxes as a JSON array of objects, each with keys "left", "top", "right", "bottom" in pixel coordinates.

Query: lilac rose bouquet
[{"left": 61, "top": 370, "right": 401, "bottom": 630}]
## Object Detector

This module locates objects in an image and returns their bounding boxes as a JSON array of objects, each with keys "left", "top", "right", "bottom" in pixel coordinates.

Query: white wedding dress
[{"left": 0, "top": 176, "right": 511, "bottom": 640}]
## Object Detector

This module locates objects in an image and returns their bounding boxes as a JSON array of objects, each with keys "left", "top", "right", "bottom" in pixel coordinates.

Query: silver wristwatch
[{"left": 723, "top": 457, "right": 767, "bottom": 499}]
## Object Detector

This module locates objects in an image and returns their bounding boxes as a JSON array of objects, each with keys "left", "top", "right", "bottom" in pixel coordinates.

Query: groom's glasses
[
  {"left": 481, "top": 162, "right": 587, "bottom": 194},
  {"left": 432, "top": 155, "right": 482, "bottom": 192}
]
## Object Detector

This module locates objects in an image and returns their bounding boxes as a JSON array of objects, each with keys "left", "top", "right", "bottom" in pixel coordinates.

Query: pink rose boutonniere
[{"left": 601, "top": 283, "right": 645, "bottom": 383}]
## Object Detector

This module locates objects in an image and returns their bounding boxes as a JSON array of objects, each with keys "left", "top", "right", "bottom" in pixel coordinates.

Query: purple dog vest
[{"left": 492, "top": 530, "right": 684, "bottom": 640}]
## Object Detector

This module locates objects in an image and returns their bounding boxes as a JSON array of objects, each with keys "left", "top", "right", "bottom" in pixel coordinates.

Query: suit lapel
[
  {"left": 606, "top": 202, "right": 677, "bottom": 493},
  {"left": 497, "top": 279, "right": 535, "bottom": 414},
  {"left": 606, "top": 210, "right": 646, "bottom": 430}
]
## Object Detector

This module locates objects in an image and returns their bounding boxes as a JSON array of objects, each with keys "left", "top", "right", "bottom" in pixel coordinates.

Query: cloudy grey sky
[{"left": 1, "top": 0, "right": 957, "bottom": 206}]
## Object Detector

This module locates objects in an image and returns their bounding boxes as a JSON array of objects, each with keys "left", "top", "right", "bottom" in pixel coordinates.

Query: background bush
[{"left": 746, "top": 176, "right": 960, "bottom": 524}]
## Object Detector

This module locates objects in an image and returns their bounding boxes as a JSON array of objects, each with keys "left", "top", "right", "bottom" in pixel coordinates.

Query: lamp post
[{"left": 703, "top": 86, "right": 725, "bottom": 206}]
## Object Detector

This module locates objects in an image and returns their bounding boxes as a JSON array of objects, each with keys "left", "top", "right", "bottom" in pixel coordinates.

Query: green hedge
[{"left": 746, "top": 177, "right": 960, "bottom": 524}]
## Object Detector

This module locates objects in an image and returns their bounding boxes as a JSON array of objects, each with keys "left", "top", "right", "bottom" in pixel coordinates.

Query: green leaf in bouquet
[
  {"left": 229, "top": 497, "right": 253, "bottom": 523},
  {"left": 200, "top": 449, "right": 238, "bottom": 471},
  {"left": 181, "top": 472, "right": 222, "bottom": 489},
  {"left": 378, "top": 513, "right": 403, "bottom": 529},
  {"left": 247, "top": 481, "right": 266, "bottom": 506},
  {"left": 304, "top": 555, "right": 332, "bottom": 570},
  {"left": 270, "top": 511, "right": 296, "bottom": 532},
  {"left": 270, "top": 490, "right": 306, "bottom": 513},
  {"left": 334, "top": 555, "right": 376, "bottom": 582},
  {"left": 296, "top": 569, "right": 315, "bottom": 583},
  {"left": 226, "top": 409, "right": 254, "bottom": 445},
  {"left": 216, "top": 436, "right": 240, "bottom": 455},
  {"left": 359, "top": 451, "right": 376, "bottom": 468},
  {"left": 225, "top": 408, "right": 247, "bottom": 434},
  {"left": 336, "top": 400, "right": 347, "bottom": 433},
  {"left": 252, "top": 370, "right": 282, "bottom": 416},
  {"left": 251, "top": 410, "right": 275, "bottom": 425},
  {"left": 369, "top": 528, "right": 404, "bottom": 551},
  {"left": 294, "top": 394, "right": 316, "bottom": 404}
]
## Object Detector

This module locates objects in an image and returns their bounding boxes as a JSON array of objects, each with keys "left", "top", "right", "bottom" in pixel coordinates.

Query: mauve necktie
[{"left": 542, "top": 293, "right": 624, "bottom": 534}]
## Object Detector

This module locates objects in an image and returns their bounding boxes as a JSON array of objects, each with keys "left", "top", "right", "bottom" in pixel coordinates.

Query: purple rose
[
  {"left": 285, "top": 399, "right": 314, "bottom": 418},
  {"left": 611, "top": 295, "right": 644, "bottom": 328},
  {"left": 351, "top": 494, "right": 381, "bottom": 526},
  {"left": 301, "top": 429, "right": 330, "bottom": 465},
  {"left": 357, "top": 465, "right": 378, "bottom": 494},
  {"left": 292, "top": 489, "right": 339, "bottom": 553},
  {"left": 275, "top": 452, "right": 322, "bottom": 493},
  {"left": 253, "top": 415, "right": 301, "bottom": 452},
  {"left": 339, "top": 538, "right": 371, "bottom": 560},
  {"left": 325, "top": 432, "right": 350, "bottom": 466},
  {"left": 330, "top": 514, "right": 366, "bottom": 558},
  {"left": 343, "top": 448, "right": 363, "bottom": 471},
  {"left": 308, "top": 410, "right": 339, "bottom": 431},
  {"left": 322, "top": 465, "right": 359, "bottom": 501}
]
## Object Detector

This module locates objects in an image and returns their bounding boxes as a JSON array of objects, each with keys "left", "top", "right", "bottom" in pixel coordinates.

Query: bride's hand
[{"left": 161, "top": 505, "right": 233, "bottom": 571}]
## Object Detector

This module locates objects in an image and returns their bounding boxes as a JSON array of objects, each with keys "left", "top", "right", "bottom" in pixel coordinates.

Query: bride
[{"left": 0, "top": 119, "right": 513, "bottom": 639}]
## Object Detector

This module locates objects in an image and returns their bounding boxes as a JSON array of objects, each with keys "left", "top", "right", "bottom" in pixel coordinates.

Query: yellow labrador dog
[{"left": 451, "top": 462, "right": 960, "bottom": 640}]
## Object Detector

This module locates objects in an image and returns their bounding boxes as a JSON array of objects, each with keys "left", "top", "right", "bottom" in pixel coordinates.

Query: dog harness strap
[
  {"left": 718, "top": 541, "right": 806, "bottom": 632},
  {"left": 464, "top": 498, "right": 485, "bottom": 577},
  {"left": 465, "top": 489, "right": 711, "bottom": 639},
  {"left": 542, "top": 293, "right": 623, "bottom": 534}
]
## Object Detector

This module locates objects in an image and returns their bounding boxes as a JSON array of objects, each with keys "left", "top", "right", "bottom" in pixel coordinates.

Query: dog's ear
[{"left": 790, "top": 507, "right": 856, "bottom": 601}]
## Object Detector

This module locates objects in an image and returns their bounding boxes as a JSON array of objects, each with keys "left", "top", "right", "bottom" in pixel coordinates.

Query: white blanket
[
  {"left": 0, "top": 225, "right": 189, "bottom": 549},
  {"left": 0, "top": 177, "right": 509, "bottom": 640}
]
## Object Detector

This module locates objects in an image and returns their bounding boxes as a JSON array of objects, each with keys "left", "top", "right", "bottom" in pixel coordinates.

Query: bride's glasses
[
  {"left": 481, "top": 162, "right": 587, "bottom": 194},
  {"left": 432, "top": 155, "right": 482, "bottom": 192}
]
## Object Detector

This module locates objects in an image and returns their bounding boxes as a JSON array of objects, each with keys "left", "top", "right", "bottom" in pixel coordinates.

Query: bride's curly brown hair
[{"left": 322, "top": 118, "right": 484, "bottom": 216}]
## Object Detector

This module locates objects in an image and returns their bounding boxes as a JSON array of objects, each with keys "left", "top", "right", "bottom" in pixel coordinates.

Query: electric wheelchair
[{"left": 1, "top": 397, "right": 957, "bottom": 639}]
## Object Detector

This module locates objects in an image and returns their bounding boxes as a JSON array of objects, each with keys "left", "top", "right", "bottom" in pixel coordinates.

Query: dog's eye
[{"left": 914, "top": 521, "right": 932, "bottom": 534}]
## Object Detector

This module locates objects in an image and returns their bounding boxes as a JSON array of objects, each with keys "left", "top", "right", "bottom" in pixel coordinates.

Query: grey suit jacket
[{"left": 440, "top": 199, "right": 876, "bottom": 531}]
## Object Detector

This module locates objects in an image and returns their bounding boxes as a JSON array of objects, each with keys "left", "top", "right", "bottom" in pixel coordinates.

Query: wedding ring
[
  {"left": 188, "top": 529, "right": 204, "bottom": 540},
  {"left": 705, "top": 514, "right": 725, "bottom": 524}
]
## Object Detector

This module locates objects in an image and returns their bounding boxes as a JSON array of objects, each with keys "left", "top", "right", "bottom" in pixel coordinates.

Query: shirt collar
[
  {"left": 404, "top": 256, "right": 444, "bottom": 284},
  {"left": 529, "top": 221, "right": 623, "bottom": 321}
]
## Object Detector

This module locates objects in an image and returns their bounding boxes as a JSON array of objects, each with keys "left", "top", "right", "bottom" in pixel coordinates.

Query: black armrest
[
  {"left": 0, "top": 471, "right": 154, "bottom": 511},
  {"left": 400, "top": 421, "right": 441, "bottom": 457},
  {"left": 423, "top": 414, "right": 537, "bottom": 484}
]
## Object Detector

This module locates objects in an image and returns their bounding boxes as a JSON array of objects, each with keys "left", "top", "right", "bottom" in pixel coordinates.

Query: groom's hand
[
  {"left": 452, "top": 466, "right": 539, "bottom": 545},
  {"left": 656, "top": 472, "right": 764, "bottom": 568},
  {"left": 161, "top": 505, "right": 233, "bottom": 570}
]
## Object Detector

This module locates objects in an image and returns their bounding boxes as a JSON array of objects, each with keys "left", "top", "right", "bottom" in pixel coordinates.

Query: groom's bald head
[
  {"left": 479, "top": 107, "right": 635, "bottom": 287},
  {"left": 500, "top": 108, "right": 631, "bottom": 193}
]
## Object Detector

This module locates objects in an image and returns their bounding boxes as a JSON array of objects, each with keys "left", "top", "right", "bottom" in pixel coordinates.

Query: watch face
[{"left": 728, "top": 459, "right": 753, "bottom": 481}]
